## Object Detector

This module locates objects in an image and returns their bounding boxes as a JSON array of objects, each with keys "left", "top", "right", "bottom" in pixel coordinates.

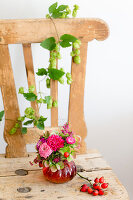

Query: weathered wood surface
[
  {"left": 0, "top": 18, "right": 109, "bottom": 44},
  {"left": 68, "top": 43, "right": 88, "bottom": 154},
  {"left": 0, "top": 150, "right": 129, "bottom": 200}
]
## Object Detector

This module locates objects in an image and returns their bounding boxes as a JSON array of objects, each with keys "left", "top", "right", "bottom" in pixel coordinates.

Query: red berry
[
  {"left": 94, "top": 178, "right": 99, "bottom": 183},
  {"left": 99, "top": 176, "right": 104, "bottom": 183},
  {"left": 101, "top": 183, "right": 108, "bottom": 189},
  {"left": 92, "top": 190, "right": 99, "bottom": 196},
  {"left": 64, "top": 152, "right": 69, "bottom": 158},
  {"left": 99, "top": 189, "right": 104, "bottom": 195},
  {"left": 80, "top": 184, "right": 88, "bottom": 192},
  {"left": 93, "top": 183, "right": 98, "bottom": 189},
  {"left": 88, "top": 187, "right": 93, "bottom": 194},
  {"left": 97, "top": 185, "right": 102, "bottom": 190}
]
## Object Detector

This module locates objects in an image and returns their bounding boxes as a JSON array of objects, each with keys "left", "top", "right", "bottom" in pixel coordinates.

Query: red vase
[{"left": 43, "top": 160, "right": 77, "bottom": 183}]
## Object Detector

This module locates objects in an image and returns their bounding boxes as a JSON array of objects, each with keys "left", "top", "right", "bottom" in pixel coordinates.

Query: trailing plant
[{"left": 7, "top": 2, "right": 81, "bottom": 135}]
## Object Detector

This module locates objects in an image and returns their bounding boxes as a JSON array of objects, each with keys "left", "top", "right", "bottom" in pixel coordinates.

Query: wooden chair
[{"left": 0, "top": 18, "right": 129, "bottom": 199}]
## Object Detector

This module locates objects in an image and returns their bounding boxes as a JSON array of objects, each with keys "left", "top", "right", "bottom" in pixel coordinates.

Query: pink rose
[{"left": 66, "top": 136, "right": 76, "bottom": 144}]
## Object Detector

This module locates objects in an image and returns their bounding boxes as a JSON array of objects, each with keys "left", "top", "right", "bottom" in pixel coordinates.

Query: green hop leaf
[
  {"left": 73, "top": 56, "right": 81, "bottom": 64},
  {"left": 66, "top": 72, "right": 71, "bottom": 79},
  {"left": 72, "top": 9, "right": 77, "bottom": 18},
  {"left": 0, "top": 110, "right": 4, "bottom": 121},
  {"left": 50, "top": 51, "right": 57, "bottom": 58},
  {"left": 23, "top": 120, "right": 33, "bottom": 125},
  {"left": 58, "top": 77, "right": 64, "bottom": 84},
  {"left": 18, "top": 116, "right": 25, "bottom": 122},
  {"left": 70, "top": 51, "right": 76, "bottom": 57},
  {"left": 29, "top": 85, "right": 35, "bottom": 93},
  {"left": 60, "top": 68, "right": 64, "bottom": 72},
  {"left": 46, "top": 78, "right": 50, "bottom": 88},
  {"left": 36, "top": 68, "right": 48, "bottom": 76},
  {"left": 37, "top": 121, "right": 45, "bottom": 130},
  {"left": 21, "top": 127, "right": 27, "bottom": 134},
  {"left": 19, "top": 87, "right": 24, "bottom": 94},
  {"left": 40, "top": 37, "right": 56, "bottom": 51},
  {"left": 49, "top": 2, "right": 58, "bottom": 14},
  {"left": 15, "top": 123, "right": 20, "bottom": 128},
  {"left": 37, "top": 98, "right": 43, "bottom": 103},
  {"left": 45, "top": 96, "right": 52, "bottom": 105},
  {"left": 67, "top": 79, "right": 72, "bottom": 85},
  {"left": 72, "top": 42, "right": 80, "bottom": 49},
  {"left": 50, "top": 58, "right": 56, "bottom": 68},
  {"left": 74, "top": 49, "right": 80, "bottom": 55},
  {"left": 48, "top": 68, "right": 65, "bottom": 80},
  {"left": 25, "top": 107, "right": 35, "bottom": 116},
  {"left": 46, "top": 14, "right": 50, "bottom": 19},
  {"left": 60, "top": 41, "right": 71, "bottom": 48},
  {"left": 23, "top": 93, "right": 37, "bottom": 101},
  {"left": 52, "top": 100, "right": 58, "bottom": 107},
  {"left": 9, "top": 128, "right": 17, "bottom": 135},
  {"left": 60, "top": 34, "right": 78, "bottom": 43},
  {"left": 74, "top": 4, "right": 79, "bottom": 10},
  {"left": 56, "top": 52, "right": 62, "bottom": 59},
  {"left": 57, "top": 5, "right": 68, "bottom": 12}
]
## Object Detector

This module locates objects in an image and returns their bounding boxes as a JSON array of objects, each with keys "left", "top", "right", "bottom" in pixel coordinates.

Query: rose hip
[
  {"left": 88, "top": 187, "right": 93, "bottom": 194},
  {"left": 92, "top": 190, "right": 99, "bottom": 196}
]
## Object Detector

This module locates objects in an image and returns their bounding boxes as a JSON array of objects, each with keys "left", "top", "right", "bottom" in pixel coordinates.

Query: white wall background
[{"left": 0, "top": 0, "right": 133, "bottom": 198}]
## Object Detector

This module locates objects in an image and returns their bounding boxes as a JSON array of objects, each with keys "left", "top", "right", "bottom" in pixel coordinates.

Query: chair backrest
[{"left": 0, "top": 18, "right": 109, "bottom": 158}]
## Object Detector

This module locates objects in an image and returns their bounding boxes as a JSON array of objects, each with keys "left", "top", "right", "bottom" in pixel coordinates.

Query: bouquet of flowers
[{"left": 31, "top": 123, "right": 81, "bottom": 173}]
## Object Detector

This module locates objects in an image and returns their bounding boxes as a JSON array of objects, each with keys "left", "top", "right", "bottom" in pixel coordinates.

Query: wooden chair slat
[
  {"left": 68, "top": 43, "right": 88, "bottom": 154},
  {"left": 0, "top": 18, "right": 109, "bottom": 44},
  {"left": 22, "top": 43, "right": 39, "bottom": 114},
  {"left": 0, "top": 45, "right": 27, "bottom": 157}
]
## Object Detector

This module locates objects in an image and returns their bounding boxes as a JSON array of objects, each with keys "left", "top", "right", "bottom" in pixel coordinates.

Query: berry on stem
[
  {"left": 92, "top": 190, "right": 99, "bottom": 196},
  {"left": 80, "top": 184, "right": 88, "bottom": 192},
  {"left": 64, "top": 152, "right": 69, "bottom": 158},
  {"left": 94, "top": 178, "right": 99, "bottom": 183},
  {"left": 99, "top": 189, "right": 104, "bottom": 196},
  {"left": 88, "top": 187, "right": 93, "bottom": 194},
  {"left": 101, "top": 183, "right": 108, "bottom": 189},
  {"left": 99, "top": 176, "right": 104, "bottom": 183}
]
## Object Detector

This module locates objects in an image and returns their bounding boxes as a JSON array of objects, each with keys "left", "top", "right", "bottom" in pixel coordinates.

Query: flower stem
[{"left": 77, "top": 172, "right": 93, "bottom": 187}]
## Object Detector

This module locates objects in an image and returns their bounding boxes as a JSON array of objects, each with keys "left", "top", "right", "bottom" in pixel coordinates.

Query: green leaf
[
  {"left": 49, "top": 2, "right": 58, "bottom": 14},
  {"left": 48, "top": 68, "right": 65, "bottom": 80},
  {"left": 60, "top": 41, "right": 71, "bottom": 48},
  {"left": 36, "top": 68, "right": 48, "bottom": 76},
  {"left": 23, "top": 93, "right": 37, "bottom": 101},
  {"left": 0, "top": 110, "right": 4, "bottom": 121},
  {"left": 60, "top": 34, "right": 78, "bottom": 43},
  {"left": 40, "top": 37, "right": 56, "bottom": 51},
  {"left": 58, "top": 161, "right": 64, "bottom": 169},
  {"left": 51, "top": 11, "right": 63, "bottom": 18},
  {"left": 67, "top": 155, "right": 73, "bottom": 162},
  {"left": 21, "top": 127, "right": 27, "bottom": 134},
  {"left": 57, "top": 5, "right": 67, "bottom": 11},
  {"left": 45, "top": 96, "right": 52, "bottom": 105},
  {"left": 23, "top": 120, "right": 33, "bottom": 125},
  {"left": 39, "top": 116, "right": 47, "bottom": 122},
  {"left": 56, "top": 163, "right": 60, "bottom": 170},
  {"left": 37, "top": 122, "right": 44, "bottom": 130}
]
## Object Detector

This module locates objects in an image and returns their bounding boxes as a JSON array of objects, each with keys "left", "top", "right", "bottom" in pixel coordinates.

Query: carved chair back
[{"left": 0, "top": 18, "right": 108, "bottom": 157}]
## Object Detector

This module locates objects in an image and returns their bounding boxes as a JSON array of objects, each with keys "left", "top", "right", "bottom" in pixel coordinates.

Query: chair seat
[{"left": 0, "top": 149, "right": 128, "bottom": 200}]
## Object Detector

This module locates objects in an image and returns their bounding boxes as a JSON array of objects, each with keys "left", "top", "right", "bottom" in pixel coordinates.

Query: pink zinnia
[
  {"left": 39, "top": 143, "right": 53, "bottom": 159},
  {"left": 66, "top": 136, "right": 76, "bottom": 144},
  {"left": 47, "top": 134, "right": 64, "bottom": 151}
]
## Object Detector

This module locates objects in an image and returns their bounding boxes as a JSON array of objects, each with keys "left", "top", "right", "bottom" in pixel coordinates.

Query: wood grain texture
[
  {"left": 68, "top": 43, "right": 88, "bottom": 154},
  {"left": 0, "top": 151, "right": 129, "bottom": 200},
  {"left": 22, "top": 43, "right": 39, "bottom": 114},
  {"left": 0, "top": 45, "right": 27, "bottom": 158},
  {"left": 0, "top": 18, "right": 109, "bottom": 44}
]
